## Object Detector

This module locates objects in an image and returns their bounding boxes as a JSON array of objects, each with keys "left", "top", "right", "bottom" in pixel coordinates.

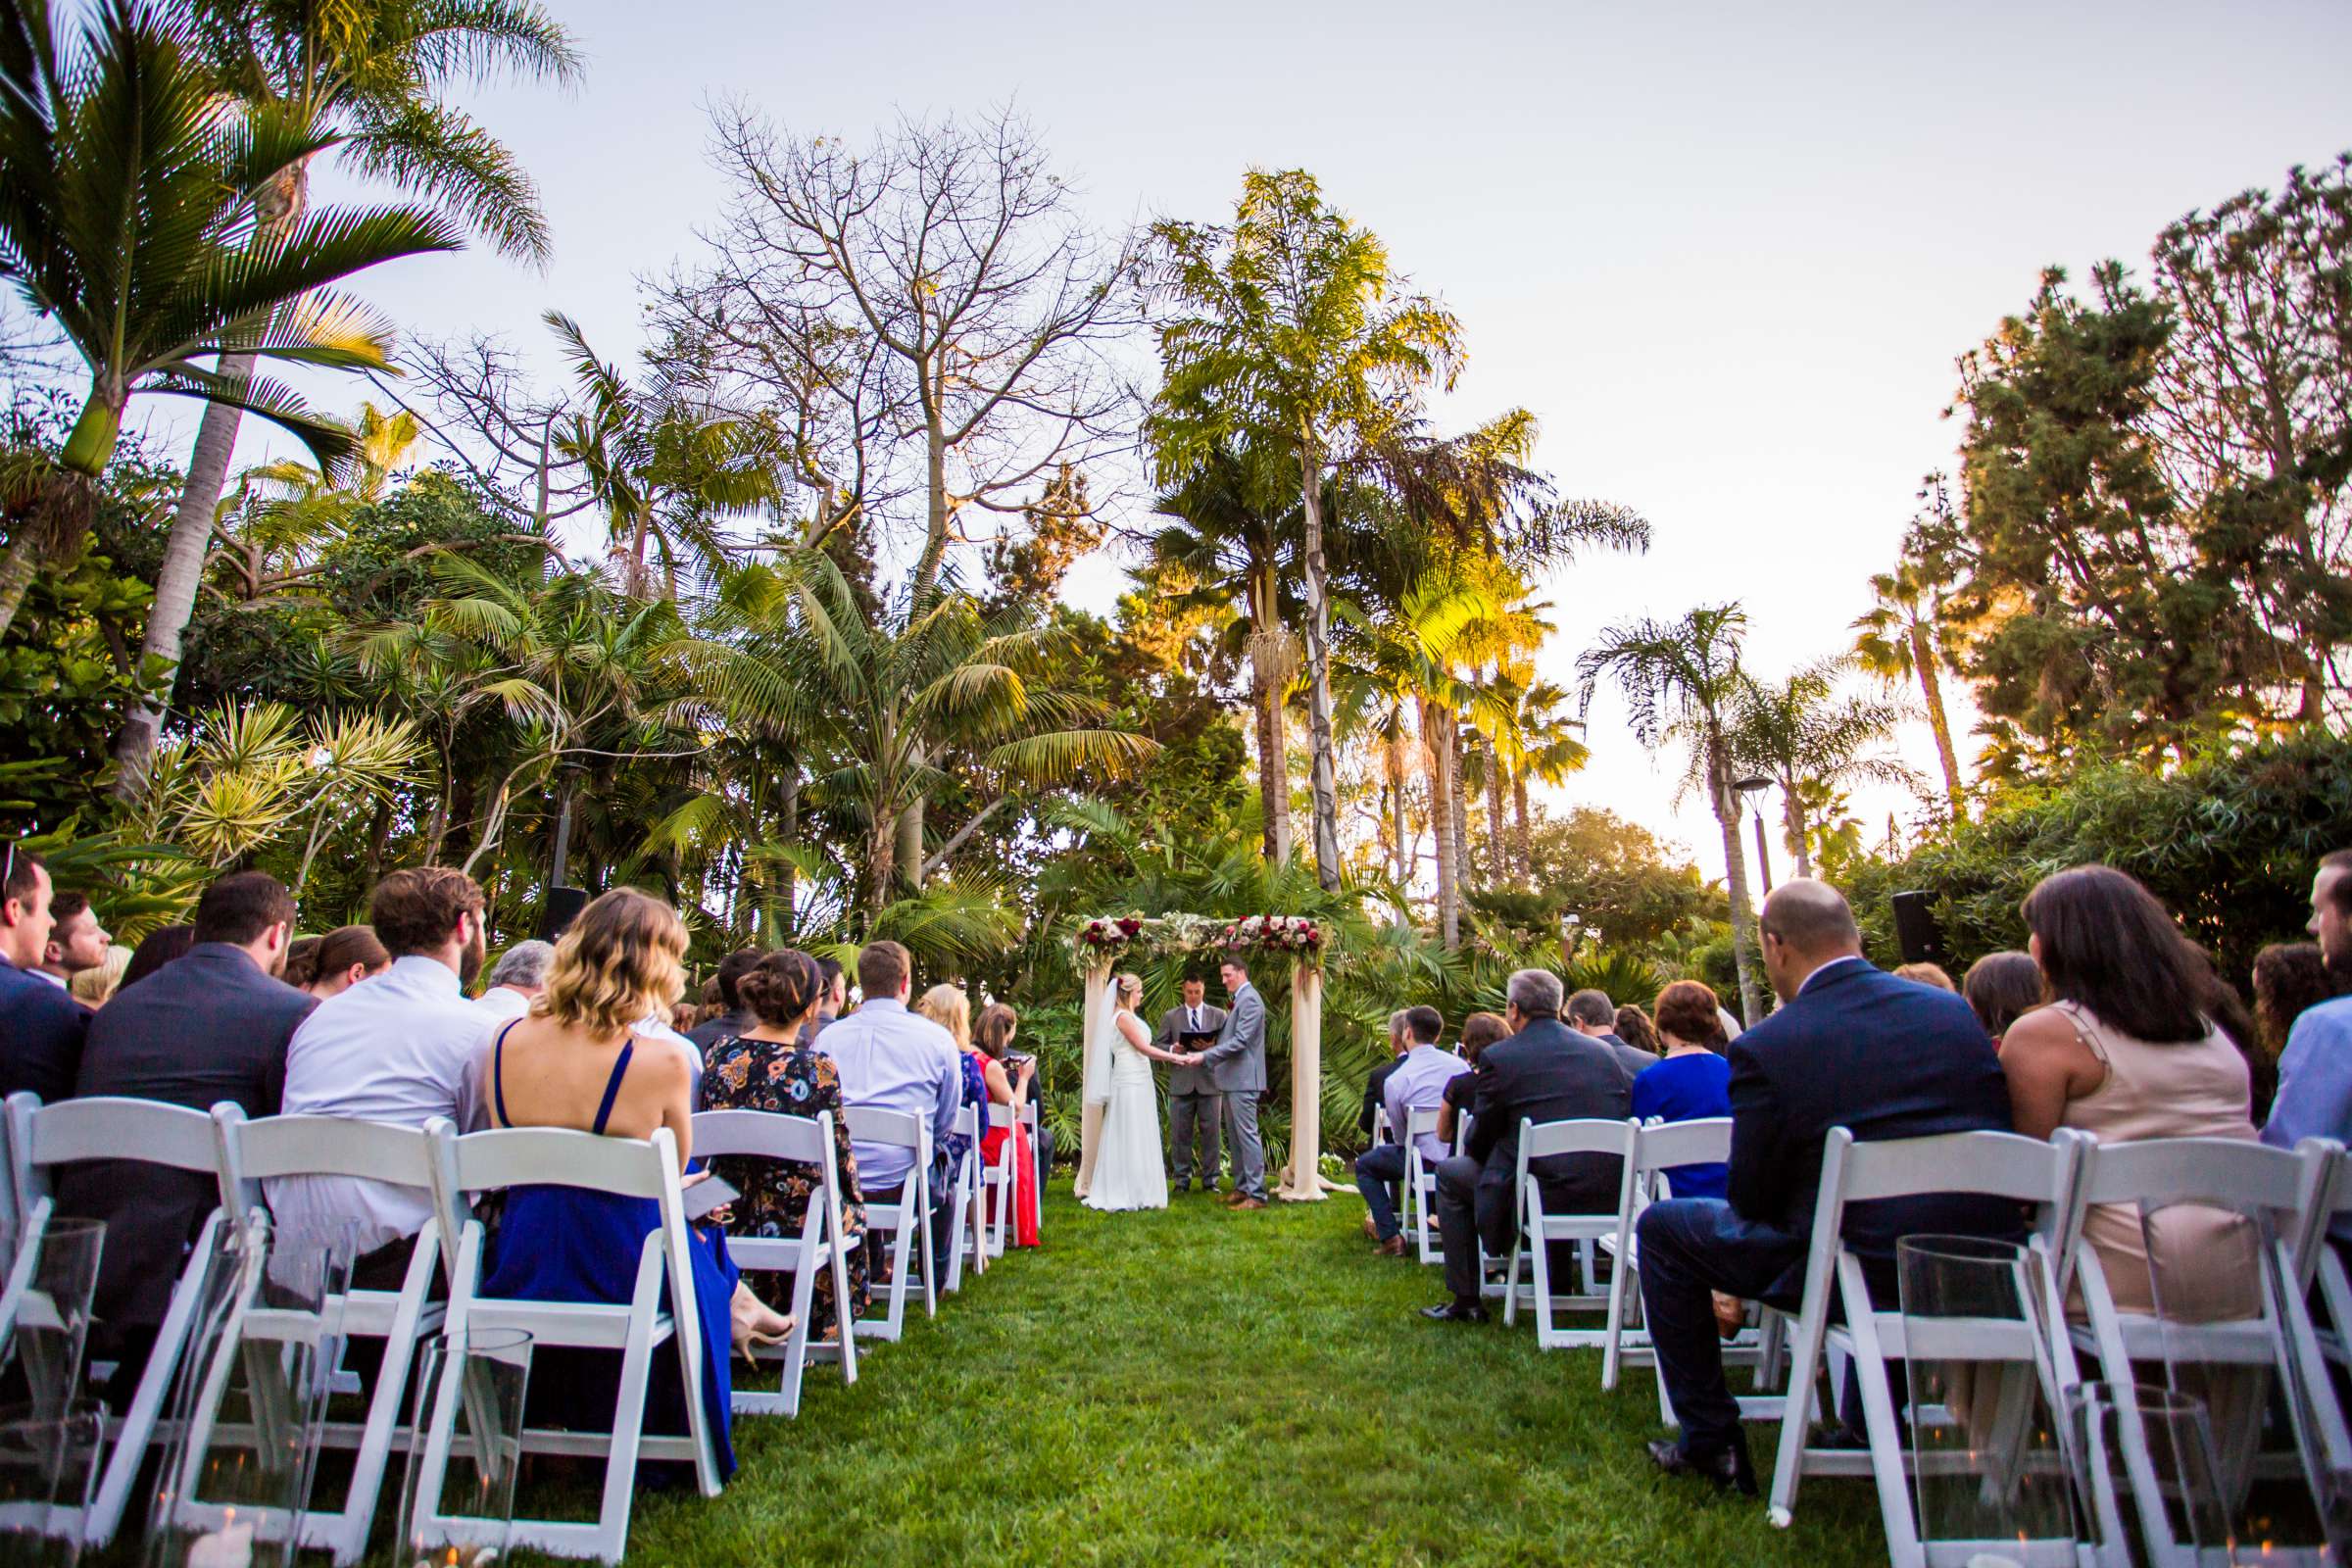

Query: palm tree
[
  {"left": 1726, "top": 657, "right": 1919, "bottom": 879},
  {"left": 1151, "top": 169, "right": 1464, "bottom": 893},
  {"left": 1853, "top": 474, "right": 1970, "bottom": 816},
  {"left": 1490, "top": 671, "right": 1587, "bottom": 879},
  {"left": 1577, "top": 604, "right": 1764, "bottom": 1022},
  {"left": 120, "top": 0, "right": 578, "bottom": 788},
  {"left": 684, "top": 554, "right": 1158, "bottom": 917},
  {"left": 546, "top": 312, "right": 784, "bottom": 597},
  {"left": 1149, "top": 447, "right": 1297, "bottom": 862},
  {"left": 0, "top": 0, "right": 459, "bottom": 640}
]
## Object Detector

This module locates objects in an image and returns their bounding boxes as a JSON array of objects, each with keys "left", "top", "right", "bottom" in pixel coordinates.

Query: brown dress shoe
[
  {"left": 1230, "top": 1196, "right": 1267, "bottom": 1210},
  {"left": 1376, "top": 1234, "right": 1407, "bottom": 1257}
]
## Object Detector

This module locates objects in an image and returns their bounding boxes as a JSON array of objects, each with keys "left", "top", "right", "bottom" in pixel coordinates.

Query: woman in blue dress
[
  {"left": 1628, "top": 980, "right": 1735, "bottom": 1201},
  {"left": 477, "top": 888, "right": 792, "bottom": 1482}
]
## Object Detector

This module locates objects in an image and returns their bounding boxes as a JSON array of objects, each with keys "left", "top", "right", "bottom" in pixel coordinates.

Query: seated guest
[
  {"left": 1424, "top": 971, "right": 1634, "bottom": 1324},
  {"left": 2268, "top": 852, "right": 2352, "bottom": 1248},
  {"left": 1894, "top": 961, "right": 1956, "bottom": 992},
  {"left": 686, "top": 949, "right": 765, "bottom": 1049},
  {"left": 118, "top": 923, "right": 195, "bottom": 992},
  {"left": 1569, "top": 987, "right": 1659, "bottom": 1076},
  {"left": 1355, "top": 1011, "right": 1411, "bottom": 1240},
  {"left": 1638, "top": 879, "right": 2013, "bottom": 1494},
  {"left": 481, "top": 889, "right": 786, "bottom": 1483},
  {"left": 1355, "top": 1006, "right": 1461, "bottom": 1256},
  {"left": 473, "top": 939, "right": 556, "bottom": 1018},
  {"left": 300, "top": 923, "right": 391, "bottom": 1001},
  {"left": 703, "top": 948, "right": 870, "bottom": 1338},
  {"left": 2252, "top": 941, "right": 2339, "bottom": 1063},
  {"left": 973, "top": 1004, "right": 1041, "bottom": 1248},
  {"left": 57, "top": 871, "right": 312, "bottom": 1401},
  {"left": 2005, "top": 865, "right": 2260, "bottom": 1319},
  {"left": 1631, "top": 981, "right": 1734, "bottom": 1200},
  {"left": 1, "top": 844, "right": 85, "bottom": 1101},
  {"left": 1615, "top": 1004, "right": 1664, "bottom": 1056},
  {"left": 1962, "top": 951, "right": 2042, "bottom": 1046},
  {"left": 821, "top": 940, "right": 960, "bottom": 1275},
  {"left": 271, "top": 867, "right": 494, "bottom": 1286},
  {"left": 37, "top": 892, "right": 111, "bottom": 996},
  {"left": 1437, "top": 1011, "right": 1509, "bottom": 1147},
  {"left": 807, "top": 956, "right": 846, "bottom": 1045},
  {"left": 281, "top": 934, "right": 321, "bottom": 990},
  {"left": 915, "top": 983, "right": 986, "bottom": 1185},
  {"left": 71, "top": 944, "right": 132, "bottom": 1009}
]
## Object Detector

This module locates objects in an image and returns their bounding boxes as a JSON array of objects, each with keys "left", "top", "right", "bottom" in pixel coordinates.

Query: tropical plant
[
  {"left": 0, "top": 0, "right": 460, "bottom": 641},
  {"left": 1725, "top": 656, "right": 1919, "bottom": 879},
  {"left": 119, "top": 0, "right": 577, "bottom": 787},
  {"left": 1576, "top": 603, "right": 1764, "bottom": 1022},
  {"left": 1151, "top": 169, "right": 1465, "bottom": 893},
  {"left": 1852, "top": 473, "right": 1971, "bottom": 815}
]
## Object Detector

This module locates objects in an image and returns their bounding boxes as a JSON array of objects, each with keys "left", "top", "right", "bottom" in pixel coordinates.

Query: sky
[{"left": 135, "top": 0, "right": 2352, "bottom": 881}]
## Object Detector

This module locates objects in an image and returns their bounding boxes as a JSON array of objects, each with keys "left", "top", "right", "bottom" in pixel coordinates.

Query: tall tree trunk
[
  {"left": 1909, "top": 622, "right": 1966, "bottom": 818},
  {"left": 776, "top": 761, "right": 800, "bottom": 935},
  {"left": 1483, "top": 736, "right": 1508, "bottom": 885},
  {"left": 1390, "top": 765, "right": 1409, "bottom": 887},
  {"left": 0, "top": 533, "right": 46, "bottom": 638},
  {"left": 1297, "top": 452, "right": 1342, "bottom": 893},
  {"left": 1248, "top": 565, "right": 1293, "bottom": 863},
  {"left": 1449, "top": 717, "right": 1469, "bottom": 929},
  {"left": 1709, "top": 734, "right": 1764, "bottom": 1024},
  {"left": 1513, "top": 774, "right": 1533, "bottom": 881},
  {"left": 865, "top": 812, "right": 896, "bottom": 920},
  {"left": 114, "top": 163, "right": 312, "bottom": 798},
  {"left": 1782, "top": 786, "right": 1813, "bottom": 879},
  {"left": 1424, "top": 699, "right": 1457, "bottom": 950}
]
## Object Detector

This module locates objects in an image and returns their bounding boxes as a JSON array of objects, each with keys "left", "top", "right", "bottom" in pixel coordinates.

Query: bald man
[{"left": 1635, "top": 879, "right": 2014, "bottom": 1494}]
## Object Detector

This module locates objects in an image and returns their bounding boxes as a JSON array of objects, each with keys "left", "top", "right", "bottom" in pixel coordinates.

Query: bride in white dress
[{"left": 1083, "top": 973, "right": 1182, "bottom": 1211}]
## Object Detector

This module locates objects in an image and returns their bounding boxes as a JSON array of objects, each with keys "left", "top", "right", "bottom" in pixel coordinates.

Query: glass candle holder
[
  {"left": 0, "top": 1397, "right": 106, "bottom": 1567},
  {"left": 377, "top": 1328, "right": 533, "bottom": 1568},
  {"left": 1, "top": 1216, "right": 106, "bottom": 1416}
]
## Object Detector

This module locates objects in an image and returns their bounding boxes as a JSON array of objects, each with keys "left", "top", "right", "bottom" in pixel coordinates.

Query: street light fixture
[{"left": 1732, "top": 775, "right": 1775, "bottom": 895}]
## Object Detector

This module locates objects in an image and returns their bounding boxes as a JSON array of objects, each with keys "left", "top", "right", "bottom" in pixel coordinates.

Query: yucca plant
[{"left": 0, "top": 0, "right": 464, "bottom": 640}]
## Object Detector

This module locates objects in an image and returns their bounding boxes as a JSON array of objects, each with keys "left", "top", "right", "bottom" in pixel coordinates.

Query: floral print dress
[{"left": 701, "top": 1032, "right": 869, "bottom": 1335}]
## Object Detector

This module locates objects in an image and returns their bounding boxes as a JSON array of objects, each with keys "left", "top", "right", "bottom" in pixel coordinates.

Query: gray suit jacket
[
  {"left": 1199, "top": 981, "right": 1267, "bottom": 1094},
  {"left": 1156, "top": 1004, "right": 1229, "bottom": 1096}
]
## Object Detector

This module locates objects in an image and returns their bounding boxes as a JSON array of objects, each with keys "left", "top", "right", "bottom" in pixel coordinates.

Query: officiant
[{"left": 1157, "top": 975, "right": 1228, "bottom": 1194}]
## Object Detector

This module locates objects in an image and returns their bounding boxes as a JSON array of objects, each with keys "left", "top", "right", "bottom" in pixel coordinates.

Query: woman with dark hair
[
  {"left": 702, "top": 948, "right": 870, "bottom": 1339},
  {"left": 1631, "top": 981, "right": 1734, "bottom": 1200},
  {"left": 302, "top": 924, "right": 391, "bottom": 1001},
  {"left": 118, "top": 924, "right": 195, "bottom": 992},
  {"left": 1437, "top": 1012, "right": 1510, "bottom": 1146},
  {"left": 1962, "top": 951, "right": 2043, "bottom": 1045},
  {"left": 972, "top": 1003, "right": 1040, "bottom": 1249},
  {"left": 1614, "top": 1004, "right": 1663, "bottom": 1055},
  {"left": 2004, "top": 864, "right": 2258, "bottom": 1318},
  {"left": 2253, "top": 942, "right": 2339, "bottom": 1061}
]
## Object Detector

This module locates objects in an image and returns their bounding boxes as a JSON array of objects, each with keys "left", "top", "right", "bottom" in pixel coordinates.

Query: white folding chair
[
  {"left": 4, "top": 1092, "right": 240, "bottom": 1551},
  {"left": 942, "top": 1104, "right": 983, "bottom": 1294},
  {"left": 689, "top": 1108, "right": 858, "bottom": 1417},
  {"left": 842, "top": 1106, "right": 935, "bottom": 1342},
  {"left": 1764, "top": 1128, "right": 2077, "bottom": 1568},
  {"left": 416, "top": 1118, "right": 720, "bottom": 1562},
  {"left": 2051, "top": 1131, "right": 2348, "bottom": 1560},
  {"left": 212, "top": 1111, "right": 447, "bottom": 1565},
  {"left": 1502, "top": 1117, "right": 1640, "bottom": 1348},
  {"left": 1403, "top": 1106, "right": 1446, "bottom": 1266},
  {"left": 982, "top": 1103, "right": 1019, "bottom": 1257}
]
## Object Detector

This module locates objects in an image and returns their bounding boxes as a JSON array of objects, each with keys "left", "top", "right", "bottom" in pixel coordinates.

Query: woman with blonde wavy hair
[
  {"left": 476, "top": 888, "right": 786, "bottom": 1483},
  {"left": 915, "top": 982, "right": 990, "bottom": 1186}
]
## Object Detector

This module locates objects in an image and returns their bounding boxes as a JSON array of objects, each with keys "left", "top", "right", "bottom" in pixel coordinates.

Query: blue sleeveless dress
[{"left": 480, "top": 1026, "right": 740, "bottom": 1479}]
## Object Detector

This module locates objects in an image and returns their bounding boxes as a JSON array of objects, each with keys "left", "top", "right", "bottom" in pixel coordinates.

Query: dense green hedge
[{"left": 1846, "top": 730, "right": 2352, "bottom": 990}]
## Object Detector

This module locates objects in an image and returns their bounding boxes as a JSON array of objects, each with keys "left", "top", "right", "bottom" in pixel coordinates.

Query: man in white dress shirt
[
  {"left": 820, "top": 938, "right": 960, "bottom": 1270},
  {"left": 1353, "top": 1006, "right": 1463, "bottom": 1254},
  {"left": 472, "top": 939, "right": 555, "bottom": 1019},
  {"left": 272, "top": 867, "right": 493, "bottom": 1288}
]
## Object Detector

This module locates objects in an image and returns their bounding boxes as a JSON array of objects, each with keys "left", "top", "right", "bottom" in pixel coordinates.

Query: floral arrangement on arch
[
  {"left": 1219, "top": 913, "right": 1323, "bottom": 956},
  {"left": 1072, "top": 914, "right": 1144, "bottom": 961}
]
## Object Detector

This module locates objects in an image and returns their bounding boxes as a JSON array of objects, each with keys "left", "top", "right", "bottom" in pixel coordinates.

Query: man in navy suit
[
  {"left": 0, "top": 842, "right": 85, "bottom": 1102},
  {"left": 1637, "top": 880, "right": 2014, "bottom": 1494}
]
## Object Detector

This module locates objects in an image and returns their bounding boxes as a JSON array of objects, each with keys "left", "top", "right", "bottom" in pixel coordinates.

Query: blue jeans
[
  {"left": 1353, "top": 1144, "right": 1409, "bottom": 1240},
  {"left": 1636, "top": 1198, "right": 1804, "bottom": 1460}
]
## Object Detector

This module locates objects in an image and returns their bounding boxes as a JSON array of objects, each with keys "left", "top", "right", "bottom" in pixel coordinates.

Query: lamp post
[{"left": 1733, "top": 775, "right": 1774, "bottom": 895}]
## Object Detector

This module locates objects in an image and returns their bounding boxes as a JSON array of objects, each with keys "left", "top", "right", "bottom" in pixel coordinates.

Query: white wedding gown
[{"left": 1083, "top": 1009, "right": 1168, "bottom": 1212}]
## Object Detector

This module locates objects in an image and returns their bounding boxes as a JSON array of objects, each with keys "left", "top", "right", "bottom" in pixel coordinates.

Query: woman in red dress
[{"left": 973, "top": 1004, "right": 1041, "bottom": 1248}]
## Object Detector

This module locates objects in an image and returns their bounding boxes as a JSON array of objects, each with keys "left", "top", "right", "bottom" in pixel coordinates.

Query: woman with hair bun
[
  {"left": 301, "top": 924, "right": 391, "bottom": 1000},
  {"left": 702, "top": 947, "right": 871, "bottom": 1337}
]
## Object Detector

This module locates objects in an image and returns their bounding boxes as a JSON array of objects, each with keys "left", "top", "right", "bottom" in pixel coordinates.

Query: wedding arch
[{"left": 1066, "top": 913, "right": 1336, "bottom": 1201}]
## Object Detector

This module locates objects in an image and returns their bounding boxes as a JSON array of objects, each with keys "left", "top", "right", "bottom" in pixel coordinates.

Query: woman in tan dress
[{"left": 2001, "top": 865, "right": 2260, "bottom": 1322}]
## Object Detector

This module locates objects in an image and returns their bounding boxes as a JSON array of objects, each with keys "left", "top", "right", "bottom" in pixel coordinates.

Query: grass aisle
[{"left": 620, "top": 1184, "right": 1887, "bottom": 1566}]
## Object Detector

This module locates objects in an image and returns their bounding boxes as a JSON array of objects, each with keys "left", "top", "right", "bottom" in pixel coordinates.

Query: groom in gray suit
[
  {"left": 1156, "top": 976, "right": 1228, "bottom": 1194},
  {"left": 1188, "top": 955, "right": 1269, "bottom": 1209}
]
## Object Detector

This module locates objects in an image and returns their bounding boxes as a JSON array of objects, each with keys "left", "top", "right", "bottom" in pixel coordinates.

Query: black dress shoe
[
  {"left": 1644, "top": 1438, "right": 1758, "bottom": 1496},
  {"left": 1419, "top": 1299, "right": 1491, "bottom": 1324}
]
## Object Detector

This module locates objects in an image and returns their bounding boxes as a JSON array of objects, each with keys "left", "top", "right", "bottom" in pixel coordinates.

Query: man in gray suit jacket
[
  {"left": 1189, "top": 955, "right": 1269, "bottom": 1208},
  {"left": 1155, "top": 976, "right": 1228, "bottom": 1193}
]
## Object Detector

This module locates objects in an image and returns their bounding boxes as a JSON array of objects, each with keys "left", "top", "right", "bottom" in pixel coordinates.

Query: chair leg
[
  {"left": 1602, "top": 1246, "right": 1633, "bottom": 1391},
  {"left": 1529, "top": 1226, "right": 1553, "bottom": 1347},
  {"left": 1766, "top": 1284, "right": 1838, "bottom": 1526},
  {"left": 1837, "top": 1254, "right": 1923, "bottom": 1568},
  {"left": 80, "top": 1212, "right": 222, "bottom": 1548}
]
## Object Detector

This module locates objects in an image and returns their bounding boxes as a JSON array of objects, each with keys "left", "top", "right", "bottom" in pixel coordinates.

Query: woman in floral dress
[{"left": 702, "top": 948, "right": 868, "bottom": 1336}]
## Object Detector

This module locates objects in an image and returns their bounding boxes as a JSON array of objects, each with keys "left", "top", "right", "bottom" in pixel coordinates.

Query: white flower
[{"left": 305, "top": 746, "right": 334, "bottom": 770}]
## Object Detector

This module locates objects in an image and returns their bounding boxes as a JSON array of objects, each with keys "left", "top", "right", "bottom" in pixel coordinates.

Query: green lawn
[{"left": 612, "top": 1183, "right": 1889, "bottom": 1566}]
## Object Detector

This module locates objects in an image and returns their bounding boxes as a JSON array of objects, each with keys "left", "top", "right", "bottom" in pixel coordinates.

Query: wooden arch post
[
  {"left": 1071, "top": 959, "right": 1112, "bottom": 1199},
  {"left": 1276, "top": 954, "right": 1326, "bottom": 1201}
]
